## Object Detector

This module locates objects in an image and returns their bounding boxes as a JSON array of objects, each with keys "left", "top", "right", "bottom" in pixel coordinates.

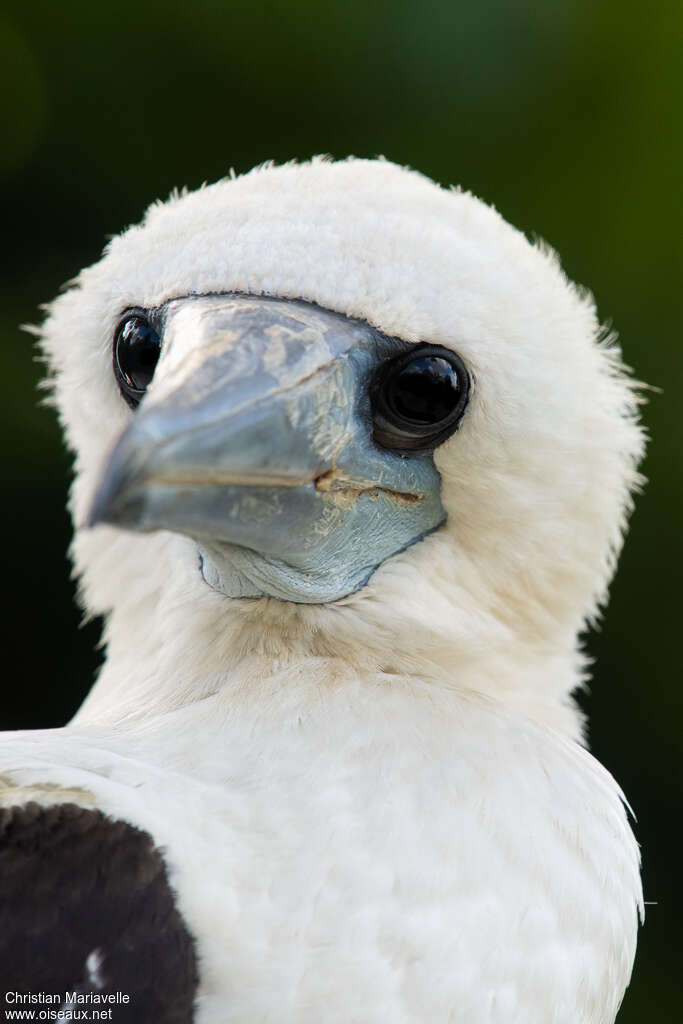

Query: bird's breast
[{"left": 0, "top": 688, "right": 640, "bottom": 1023}]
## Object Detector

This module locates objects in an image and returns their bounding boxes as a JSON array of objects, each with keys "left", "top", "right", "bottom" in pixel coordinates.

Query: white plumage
[{"left": 1, "top": 158, "right": 643, "bottom": 1022}]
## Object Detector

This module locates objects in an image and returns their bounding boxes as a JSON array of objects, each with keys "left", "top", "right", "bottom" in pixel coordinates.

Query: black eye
[
  {"left": 371, "top": 345, "right": 470, "bottom": 452},
  {"left": 113, "top": 314, "right": 161, "bottom": 408}
]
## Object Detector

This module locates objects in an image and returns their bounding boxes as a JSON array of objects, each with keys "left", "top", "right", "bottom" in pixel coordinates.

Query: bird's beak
[{"left": 88, "top": 294, "right": 445, "bottom": 602}]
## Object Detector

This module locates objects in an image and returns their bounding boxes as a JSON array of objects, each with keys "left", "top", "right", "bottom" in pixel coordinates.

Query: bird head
[{"left": 39, "top": 159, "right": 644, "bottom": 728}]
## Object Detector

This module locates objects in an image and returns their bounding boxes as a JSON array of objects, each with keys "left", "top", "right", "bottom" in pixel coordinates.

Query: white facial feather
[{"left": 38, "top": 158, "right": 644, "bottom": 736}]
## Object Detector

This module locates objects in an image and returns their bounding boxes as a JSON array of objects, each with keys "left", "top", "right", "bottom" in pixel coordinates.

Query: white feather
[{"left": 3, "top": 158, "right": 644, "bottom": 1022}]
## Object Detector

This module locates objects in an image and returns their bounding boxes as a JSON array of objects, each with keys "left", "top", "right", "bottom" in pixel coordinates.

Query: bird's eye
[
  {"left": 113, "top": 314, "right": 161, "bottom": 409},
  {"left": 371, "top": 345, "right": 470, "bottom": 452}
]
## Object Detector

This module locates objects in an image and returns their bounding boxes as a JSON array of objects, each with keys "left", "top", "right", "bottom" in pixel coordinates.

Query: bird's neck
[
  {"left": 71, "top": 528, "right": 586, "bottom": 740},
  {"left": 73, "top": 579, "right": 585, "bottom": 742}
]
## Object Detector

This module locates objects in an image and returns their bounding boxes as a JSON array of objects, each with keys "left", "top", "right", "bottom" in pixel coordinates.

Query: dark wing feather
[{"left": 0, "top": 802, "right": 198, "bottom": 1022}]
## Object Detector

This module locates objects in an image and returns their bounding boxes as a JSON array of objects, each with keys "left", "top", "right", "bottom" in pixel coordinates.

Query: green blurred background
[{"left": 1, "top": 0, "right": 680, "bottom": 1017}]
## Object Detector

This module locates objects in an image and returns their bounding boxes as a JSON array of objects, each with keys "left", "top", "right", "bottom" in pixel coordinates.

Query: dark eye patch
[
  {"left": 371, "top": 345, "right": 470, "bottom": 452},
  {"left": 113, "top": 313, "right": 161, "bottom": 409}
]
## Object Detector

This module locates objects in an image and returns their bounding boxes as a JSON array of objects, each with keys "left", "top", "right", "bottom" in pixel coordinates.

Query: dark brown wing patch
[{"left": 0, "top": 802, "right": 198, "bottom": 1021}]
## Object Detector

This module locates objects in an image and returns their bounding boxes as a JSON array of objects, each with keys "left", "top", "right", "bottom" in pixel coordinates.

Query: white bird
[{"left": 0, "top": 158, "right": 644, "bottom": 1023}]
